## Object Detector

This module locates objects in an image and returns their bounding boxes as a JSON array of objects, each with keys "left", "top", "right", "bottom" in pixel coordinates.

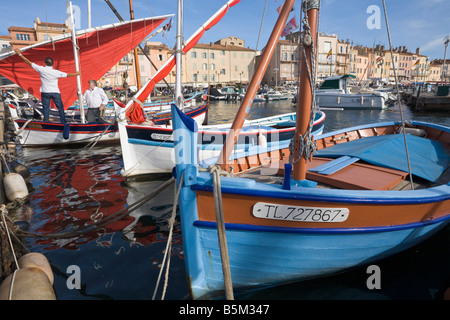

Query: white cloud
[{"left": 422, "top": 35, "right": 448, "bottom": 51}]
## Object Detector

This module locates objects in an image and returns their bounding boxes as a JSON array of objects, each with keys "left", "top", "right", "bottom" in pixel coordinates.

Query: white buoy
[
  {"left": 3, "top": 173, "right": 28, "bottom": 202},
  {"left": 18, "top": 253, "right": 54, "bottom": 285},
  {"left": 258, "top": 127, "right": 267, "bottom": 148},
  {"left": 0, "top": 267, "right": 56, "bottom": 300}
]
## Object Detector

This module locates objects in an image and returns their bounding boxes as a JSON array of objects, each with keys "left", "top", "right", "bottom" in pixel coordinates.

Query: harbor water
[{"left": 16, "top": 99, "right": 450, "bottom": 300}]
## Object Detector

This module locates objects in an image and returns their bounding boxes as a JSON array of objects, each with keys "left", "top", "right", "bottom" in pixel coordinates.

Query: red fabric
[
  {"left": 229, "top": 0, "right": 241, "bottom": 7},
  {"left": 0, "top": 17, "right": 167, "bottom": 110},
  {"left": 113, "top": 98, "right": 126, "bottom": 108},
  {"left": 126, "top": 0, "right": 241, "bottom": 124},
  {"left": 183, "top": 30, "right": 205, "bottom": 54}
]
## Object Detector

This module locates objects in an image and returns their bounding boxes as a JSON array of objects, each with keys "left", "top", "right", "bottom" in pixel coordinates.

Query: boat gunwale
[{"left": 192, "top": 215, "right": 450, "bottom": 234}]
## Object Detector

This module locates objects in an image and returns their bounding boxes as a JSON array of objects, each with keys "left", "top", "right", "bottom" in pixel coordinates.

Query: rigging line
[
  {"left": 152, "top": 173, "right": 183, "bottom": 300},
  {"left": 381, "top": 0, "right": 414, "bottom": 190},
  {"left": 255, "top": 0, "right": 268, "bottom": 53},
  {"left": 1, "top": 205, "right": 19, "bottom": 269}
]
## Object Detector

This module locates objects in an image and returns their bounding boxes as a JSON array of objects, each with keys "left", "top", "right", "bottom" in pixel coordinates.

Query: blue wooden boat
[{"left": 170, "top": 0, "right": 450, "bottom": 299}]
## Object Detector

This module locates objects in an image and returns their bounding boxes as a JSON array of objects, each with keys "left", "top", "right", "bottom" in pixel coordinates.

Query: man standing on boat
[
  {"left": 83, "top": 80, "right": 109, "bottom": 122},
  {"left": 14, "top": 48, "right": 80, "bottom": 123}
]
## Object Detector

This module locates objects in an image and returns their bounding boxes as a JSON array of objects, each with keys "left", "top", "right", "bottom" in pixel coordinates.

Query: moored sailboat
[
  {"left": 171, "top": 0, "right": 450, "bottom": 300},
  {"left": 0, "top": 9, "right": 172, "bottom": 146},
  {"left": 117, "top": 0, "right": 325, "bottom": 177}
]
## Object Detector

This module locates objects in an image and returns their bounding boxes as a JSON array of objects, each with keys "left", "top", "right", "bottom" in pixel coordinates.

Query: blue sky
[{"left": 1, "top": 0, "right": 449, "bottom": 59}]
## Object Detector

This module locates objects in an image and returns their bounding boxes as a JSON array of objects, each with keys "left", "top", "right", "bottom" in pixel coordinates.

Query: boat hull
[
  {"left": 13, "top": 120, "right": 118, "bottom": 146},
  {"left": 171, "top": 102, "right": 450, "bottom": 299},
  {"left": 120, "top": 111, "right": 325, "bottom": 176},
  {"left": 182, "top": 155, "right": 450, "bottom": 299},
  {"left": 190, "top": 213, "right": 448, "bottom": 299},
  {"left": 315, "top": 92, "right": 389, "bottom": 109}
]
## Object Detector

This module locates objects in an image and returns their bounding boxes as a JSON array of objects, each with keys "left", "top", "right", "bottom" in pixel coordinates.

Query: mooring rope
[
  {"left": 210, "top": 165, "right": 234, "bottom": 300},
  {"left": 1, "top": 205, "right": 19, "bottom": 300},
  {"left": 1, "top": 205, "right": 19, "bottom": 268},
  {"left": 152, "top": 172, "right": 183, "bottom": 300}
]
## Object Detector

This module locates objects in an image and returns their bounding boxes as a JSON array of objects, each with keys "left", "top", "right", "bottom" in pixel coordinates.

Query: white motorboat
[{"left": 315, "top": 74, "right": 395, "bottom": 110}]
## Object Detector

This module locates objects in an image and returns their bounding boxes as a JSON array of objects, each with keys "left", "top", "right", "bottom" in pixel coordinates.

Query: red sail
[
  {"left": 0, "top": 16, "right": 171, "bottom": 110},
  {"left": 125, "top": 0, "right": 241, "bottom": 123}
]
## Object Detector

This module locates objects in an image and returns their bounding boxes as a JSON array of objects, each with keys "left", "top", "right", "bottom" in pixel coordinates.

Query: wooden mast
[
  {"left": 217, "top": 0, "right": 295, "bottom": 170},
  {"left": 129, "top": 0, "right": 142, "bottom": 90},
  {"left": 292, "top": 1, "right": 319, "bottom": 181}
]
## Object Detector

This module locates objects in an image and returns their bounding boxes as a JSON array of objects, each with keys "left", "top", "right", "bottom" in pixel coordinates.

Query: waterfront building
[
  {"left": 428, "top": 59, "right": 449, "bottom": 83},
  {"left": 427, "top": 60, "right": 443, "bottom": 82},
  {"left": 354, "top": 45, "right": 371, "bottom": 81},
  {"left": 261, "top": 38, "right": 298, "bottom": 86},
  {"left": 336, "top": 39, "right": 351, "bottom": 75},
  {"left": 0, "top": 35, "right": 11, "bottom": 54},
  {"left": 317, "top": 32, "right": 337, "bottom": 80},
  {"left": 395, "top": 46, "right": 413, "bottom": 82},
  {"left": 411, "top": 48, "right": 430, "bottom": 83},
  {"left": 8, "top": 17, "right": 69, "bottom": 50},
  {"left": 186, "top": 38, "right": 256, "bottom": 88}
]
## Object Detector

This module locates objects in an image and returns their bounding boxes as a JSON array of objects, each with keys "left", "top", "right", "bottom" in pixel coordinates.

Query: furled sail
[
  {"left": 125, "top": 0, "right": 241, "bottom": 124},
  {"left": 0, "top": 15, "right": 172, "bottom": 110}
]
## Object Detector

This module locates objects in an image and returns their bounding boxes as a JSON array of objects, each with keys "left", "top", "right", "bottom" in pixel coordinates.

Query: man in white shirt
[
  {"left": 14, "top": 48, "right": 79, "bottom": 123},
  {"left": 83, "top": 80, "right": 109, "bottom": 122}
]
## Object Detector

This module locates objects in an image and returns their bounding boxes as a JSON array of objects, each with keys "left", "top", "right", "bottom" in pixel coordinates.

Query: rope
[
  {"left": 289, "top": 0, "right": 320, "bottom": 165},
  {"left": 1, "top": 205, "right": 19, "bottom": 269},
  {"left": 210, "top": 165, "right": 234, "bottom": 300},
  {"left": 254, "top": 0, "right": 268, "bottom": 52},
  {"left": 381, "top": 0, "right": 414, "bottom": 190},
  {"left": 152, "top": 173, "right": 183, "bottom": 300},
  {"left": 1, "top": 205, "right": 19, "bottom": 300}
]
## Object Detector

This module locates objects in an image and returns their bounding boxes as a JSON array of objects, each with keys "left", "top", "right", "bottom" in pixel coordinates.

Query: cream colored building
[
  {"left": 411, "top": 50, "right": 430, "bottom": 83},
  {"left": 427, "top": 62, "right": 442, "bottom": 82},
  {"left": 0, "top": 35, "right": 11, "bottom": 54},
  {"left": 317, "top": 33, "right": 338, "bottom": 80},
  {"left": 100, "top": 37, "right": 258, "bottom": 91},
  {"left": 336, "top": 40, "right": 351, "bottom": 75},
  {"left": 262, "top": 39, "right": 299, "bottom": 86},
  {"left": 186, "top": 38, "right": 256, "bottom": 88}
]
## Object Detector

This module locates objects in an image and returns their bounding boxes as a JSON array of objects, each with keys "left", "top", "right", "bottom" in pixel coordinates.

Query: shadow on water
[{"left": 17, "top": 100, "right": 450, "bottom": 300}]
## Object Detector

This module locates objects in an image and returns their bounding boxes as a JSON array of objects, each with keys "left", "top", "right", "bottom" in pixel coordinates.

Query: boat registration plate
[
  {"left": 252, "top": 202, "right": 349, "bottom": 223},
  {"left": 151, "top": 133, "right": 173, "bottom": 141}
]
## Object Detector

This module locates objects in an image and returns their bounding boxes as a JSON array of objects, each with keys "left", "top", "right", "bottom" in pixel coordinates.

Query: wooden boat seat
[
  {"left": 305, "top": 157, "right": 409, "bottom": 190},
  {"left": 308, "top": 156, "right": 360, "bottom": 175}
]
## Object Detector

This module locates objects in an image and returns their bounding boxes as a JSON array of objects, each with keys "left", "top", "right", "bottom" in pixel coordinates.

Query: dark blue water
[{"left": 17, "top": 100, "right": 450, "bottom": 300}]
